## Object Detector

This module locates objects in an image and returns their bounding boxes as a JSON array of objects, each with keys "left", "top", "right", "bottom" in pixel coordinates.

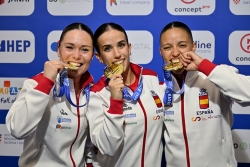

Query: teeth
[
  {"left": 69, "top": 62, "right": 80, "bottom": 67},
  {"left": 172, "top": 59, "right": 180, "bottom": 63},
  {"left": 114, "top": 60, "right": 123, "bottom": 65}
]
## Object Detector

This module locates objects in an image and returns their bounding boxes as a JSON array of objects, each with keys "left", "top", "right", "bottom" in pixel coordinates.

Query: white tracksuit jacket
[
  {"left": 161, "top": 59, "right": 250, "bottom": 167},
  {"left": 6, "top": 72, "right": 94, "bottom": 167},
  {"left": 87, "top": 63, "right": 164, "bottom": 167}
]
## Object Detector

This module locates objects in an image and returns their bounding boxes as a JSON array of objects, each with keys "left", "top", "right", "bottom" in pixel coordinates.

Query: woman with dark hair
[
  {"left": 87, "top": 22, "right": 164, "bottom": 167},
  {"left": 159, "top": 21, "right": 239, "bottom": 167},
  {"left": 6, "top": 22, "right": 94, "bottom": 167}
]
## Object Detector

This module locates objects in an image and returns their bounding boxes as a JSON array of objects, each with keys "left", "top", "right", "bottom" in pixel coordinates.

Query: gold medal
[
  {"left": 65, "top": 62, "right": 79, "bottom": 70},
  {"left": 104, "top": 63, "right": 124, "bottom": 78},
  {"left": 163, "top": 60, "right": 183, "bottom": 71}
]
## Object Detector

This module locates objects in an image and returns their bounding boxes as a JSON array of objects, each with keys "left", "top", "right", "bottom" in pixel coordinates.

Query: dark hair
[
  {"left": 160, "top": 21, "right": 193, "bottom": 42},
  {"left": 94, "top": 22, "right": 129, "bottom": 54},
  {"left": 59, "top": 22, "right": 94, "bottom": 51}
]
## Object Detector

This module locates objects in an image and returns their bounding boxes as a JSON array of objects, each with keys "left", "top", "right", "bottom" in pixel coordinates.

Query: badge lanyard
[
  {"left": 53, "top": 69, "right": 90, "bottom": 108},
  {"left": 163, "top": 63, "right": 185, "bottom": 107},
  {"left": 123, "top": 78, "right": 143, "bottom": 103},
  {"left": 104, "top": 66, "right": 143, "bottom": 103}
]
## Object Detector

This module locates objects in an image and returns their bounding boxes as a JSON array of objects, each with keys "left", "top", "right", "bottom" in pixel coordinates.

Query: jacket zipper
[
  {"left": 138, "top": 99, "right": 147, "bottom": 167},
  {"left": 69, "top": 89, "right": 81, "bottom": 167},
  {"left": 181, "top": 93, "right": 190, "bottom": 167}
]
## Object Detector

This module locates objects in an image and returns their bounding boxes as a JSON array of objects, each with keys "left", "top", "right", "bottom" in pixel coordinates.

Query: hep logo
[
  {"left": 240, "top": 34, "right": 250, "bottom": 53},
  {"left": 0, "top": 40, "right": 31, "bottom": 52},
  {"left": 181, "top": 0, "right": 195, "bottom": 4}
]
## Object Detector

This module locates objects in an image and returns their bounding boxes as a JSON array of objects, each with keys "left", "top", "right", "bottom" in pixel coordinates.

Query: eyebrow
[
  {"left": 101, "top": 39, "right": 126, "bottom": 49},
  {"left": 101, "top": 44, "right": 111, "bottom": 50},
  {"left": 64, "top": 42, "right": 92, "bottom": 48}
]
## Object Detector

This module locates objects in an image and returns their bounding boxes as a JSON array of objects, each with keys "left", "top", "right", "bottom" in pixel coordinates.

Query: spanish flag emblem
[
  {"left": 151, "top": 90, "right": 162, "bottom": 108},
  {"left": 199, "top": 88, "right": 209, "bottom": 109}
]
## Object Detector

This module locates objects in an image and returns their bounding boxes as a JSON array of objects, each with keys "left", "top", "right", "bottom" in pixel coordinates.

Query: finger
[
  {"left": 179, "top": 54, "right": 190, "bottom": 66},
  {"left": 110, "top": 74, "right": 123, "bottom": 83}
]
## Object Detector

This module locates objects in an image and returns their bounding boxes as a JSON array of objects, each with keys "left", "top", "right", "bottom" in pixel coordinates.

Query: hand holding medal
[
  {"left": 162, "top": 58, "right": 185, "bottom": 107},
  {"left": 104, "top": 63, "right": 124, "bottom": 79},
  {"left": 179, "top": 51, "right": 203, "bottom": 71},
  {"left": 53, "top": 61, "right": 90, "bottom": 108},
  {"left": 104, "top": 63, "right": 124, "bottom": 100}
]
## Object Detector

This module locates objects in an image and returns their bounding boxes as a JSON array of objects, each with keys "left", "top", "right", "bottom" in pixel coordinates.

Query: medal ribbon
[
  {"left": 53, "top": 69, "right": 90, "bottom": 108},
  {"left": 163, "top": 63, "right": 185, "bottom": 107},
  {"left": 123, "top": 78, "right": 143, "bottom": 103}
]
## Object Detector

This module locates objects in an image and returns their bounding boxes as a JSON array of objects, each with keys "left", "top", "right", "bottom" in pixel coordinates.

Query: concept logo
[
  {"left": 240, "top": 34, "right": 250, "bottom": 53},
  {"left": 229, "top": 31, "right": 250, "bottom": 65},
  {"left": 181, "top": 0, "right": 195, "bottom": 4},
  {"left": 167, "top": 0, "right": 215, "bottom": 15},
  {"left": 110, "top": 0, "right": 117, "bottom": 6}
]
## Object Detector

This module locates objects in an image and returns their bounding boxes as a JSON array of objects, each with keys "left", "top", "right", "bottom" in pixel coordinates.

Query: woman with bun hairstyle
[
  {"left": 87, "top": 22, "right": 164, "bottom": 167},
  {"left": 6, "top": 22, "right": 95, "bottom": 167},
  {"left": 159, "top": 21, "right": 239, "bottom": 167}
]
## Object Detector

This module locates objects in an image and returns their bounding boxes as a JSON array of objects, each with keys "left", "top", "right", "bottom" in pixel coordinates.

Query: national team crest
[
  {"left": 151, "top": 90, "right": 162, "bottom": 108},
  {"left": 199, "top": 88, "right": 209, "bottom": 109}
]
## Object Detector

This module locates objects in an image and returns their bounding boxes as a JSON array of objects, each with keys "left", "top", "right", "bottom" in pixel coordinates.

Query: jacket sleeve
[
  {"left": 5, "top": 75, "right": 54, "bottom": 139},
  {"left": 86, "top": 91, "right": 125, "bottom": 156},
  {"left": 198, "top": 59, "right": 250, "bottom": 106}
]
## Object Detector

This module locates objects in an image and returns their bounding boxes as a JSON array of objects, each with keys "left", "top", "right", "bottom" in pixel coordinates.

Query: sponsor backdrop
[{"left": 0, "top": 0, "right": 250, "bottom": 166}]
